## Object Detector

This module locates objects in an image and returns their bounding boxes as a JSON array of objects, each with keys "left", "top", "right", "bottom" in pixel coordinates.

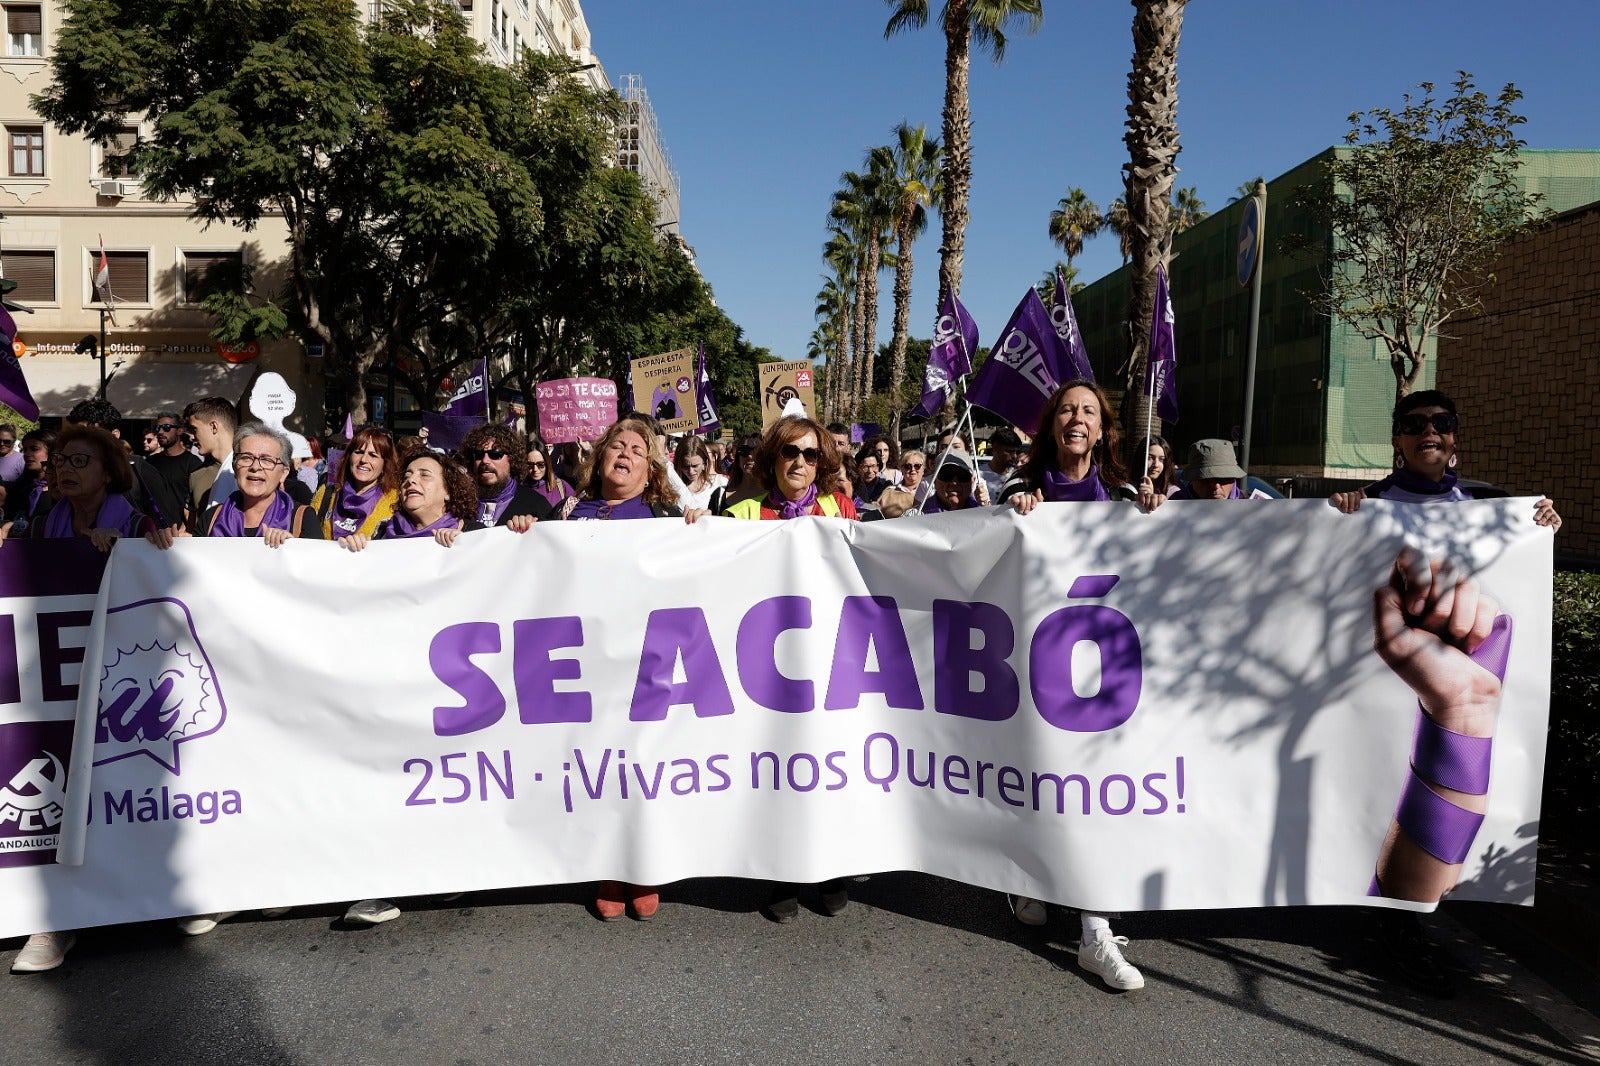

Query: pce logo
[
  {"left": 0, "top": 752, "right": 66, "bottom": 833},
  {"left": 94, "top": 598, "right": 226, "bottom": 775}
]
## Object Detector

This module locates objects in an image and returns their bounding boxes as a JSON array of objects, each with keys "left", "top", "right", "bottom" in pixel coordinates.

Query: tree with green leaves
[
  {"left": 1103, "top": 197, "right": 1132, "bottom": 264},
  {"left": 1170, "top": 186, "right": 1207, "bottom": 235},
  {"left": 1047, "top": 187, "right": 1102, "bottom": 269},
  {"left": 1290, "top": 73, "right": 1543, "bottom": 402},
  {"left": 884, "top": 0, "right": 1043, "bottom": 303},
  {"left": 879, "top": 123, "right": 942, "bottom": 441},
  {"left": 1230, "top": 176, "right": 1265, "bottom": 204}
]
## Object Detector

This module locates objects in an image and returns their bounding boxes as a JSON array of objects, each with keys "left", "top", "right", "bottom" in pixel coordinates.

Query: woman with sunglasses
[
  {"left": 1, "top": 428, "right": 55, "bottom": 532},
  {"left": 525, "top": 438, "right": 576, "bottom": 517},
  {"left": 1329, "top": 391, "right": 1560, "bottom": 527},
  {"left": 564, "top": 417, "right": 706, "bottom": 921},
  {"left": 897, "top": 449, "right": 928, "bottom": 508},
  {"left": 710, "top": 434, "right": 763, "bottom": 515},
  {"left": 723, "top": 415, "right": 856, "bottom": 920},
  {"left": 307, "top": 425, "right": 400, "bottom": 540}
]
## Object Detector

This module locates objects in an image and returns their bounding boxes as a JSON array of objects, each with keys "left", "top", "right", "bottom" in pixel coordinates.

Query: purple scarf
[
  {"left": 209, "top": 490, "right": 295, "bottom": 538},
  {"left": 923, "top": 492, "right": 978, "bottom": 514},
  {"left": 531, "top": 478, "right": 573, "bottom": 510},
  {"left": 1039, "top": 466, "right": 1111, "bottom": 503},
  {"left": 42, "top": 493, "right": 140, "bottom": 539},
  {"left": 27, "top": 477, "right": 45, "bottom": 514},
  {"left": 330, "top": 480, "right": 383, "bottom": 536},
  {"left": 567, "top": 495, "right": 654, "bottom": 521},
  {"left": 1371, "top": 468, "right": 1466, "bottom": 501},
  {"left": 767, "top": 483, "right": 820, "bottom": 519},
  {"left": 377, "top": 510, "right": 462, "bottom": 539},
  {"left": 476, "top": 480, "right": 517, "bottom": 525}
]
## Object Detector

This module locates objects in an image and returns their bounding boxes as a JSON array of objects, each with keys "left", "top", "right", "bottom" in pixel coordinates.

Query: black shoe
[
  {"left": 766, "top": 893, "right": 800, "bottom": 923},
  {"left": 819, "top": 879, "right": 849, "bottom": 916},
  {"left": 1381, "top": 911, "right": 1454, "bottom": 997}
]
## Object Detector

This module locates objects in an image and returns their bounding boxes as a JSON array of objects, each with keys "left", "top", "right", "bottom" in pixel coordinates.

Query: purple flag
[
  {"left": 1050, "top": 267, "right": 1094, "bottom": 384},
  {"left": 0, "top": 308, "right": 38, "bottom": 421},
  {"left": 965, "top": 287, "right": 1063, "bottom": 432},
  {"left": 1143, "top": 264, "right": 1179, "bottom": 424},
  {"left": 341, "top": 412, "right": 354, "bottom": 439},
  {"left": 694, "top": 342, "right": 720, "bottom": 435},
  {"left": 420, "top": 410, "right": 484, "bottom": 454},
  {"left": 443, "top": 358, "right": 489, "bottom": 417},
  {"left": 912, "top": 291, "right": 979, "bottom": 419}
]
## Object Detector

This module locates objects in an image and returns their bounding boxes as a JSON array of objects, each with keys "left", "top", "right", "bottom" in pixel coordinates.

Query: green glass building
[{"left": 1073, "top": 148, "right": 1600, "bottom": 480}]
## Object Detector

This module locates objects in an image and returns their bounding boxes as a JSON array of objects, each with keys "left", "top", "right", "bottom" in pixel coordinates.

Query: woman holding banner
[
  {"left": 999, "top": 380, "right": 1152, "bottom": 991},
  {"left": 307, "top": 426, "right": 400, "bottom": 540},
  {"left": 186, "top": 425, "right": 316, "bottom": 544},
  {"left": 339, "top": 453, "right": 483, "bottom": 550},
  {"left": 567, "top": 417, "right": 707, "bottom": 920},
  {"left": 723, "top": 415, "right": 855, "bottom": 920},
  {"left": 1145, "top": 435, "right": 1177, "bottom": 497}
]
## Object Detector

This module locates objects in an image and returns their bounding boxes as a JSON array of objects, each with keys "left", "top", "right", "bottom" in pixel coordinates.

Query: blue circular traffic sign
[{"left": 1237, "top": 197, "right": 1263, "bottom": 287}]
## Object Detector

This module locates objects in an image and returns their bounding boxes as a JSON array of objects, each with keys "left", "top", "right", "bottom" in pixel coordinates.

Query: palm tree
[
  {"left": 1103, "top": 197, "right": 1132, "bottom": 264},
  {"left": 885, "top": 0, "right": 1043, "bottom": 303},
  {"left": 1035, "top": 261, "right": 1079, "bottom": 303},
  {"left": 877, "top": 122, "right": 942, "bottom": 442},
  {"left": 1047, "top": 187, "right": 1102, "bottom": 269},
  {"left": 819, "top": 233, "right": 856, "bottom": 421},
  {"left": 1170, "top": 186, "right": 1207, "bottom": 234},
  {"left": 1120, "top": 0, "right": 1187, "bottom": 443},
  {"left": 1229, "top": 176, "right": 1265, "bottom": 204},
  {"left": 831, "top": 166, "right": 893, "bottom": 418}
]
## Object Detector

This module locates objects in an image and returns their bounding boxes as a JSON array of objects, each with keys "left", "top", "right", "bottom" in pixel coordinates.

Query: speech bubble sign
[{"left": 93, "top": 598, "right": 227, "bottom": 775}]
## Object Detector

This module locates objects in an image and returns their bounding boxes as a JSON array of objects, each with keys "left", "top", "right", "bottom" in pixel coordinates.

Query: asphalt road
[{"left": 2, "top": 874, "right": 1596, "bottom": 1066}]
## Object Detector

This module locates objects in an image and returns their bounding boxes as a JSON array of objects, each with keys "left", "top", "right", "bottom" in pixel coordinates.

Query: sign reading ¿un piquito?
[{"left": 0, "top": 500, "right": 1553, "bottom": 938}]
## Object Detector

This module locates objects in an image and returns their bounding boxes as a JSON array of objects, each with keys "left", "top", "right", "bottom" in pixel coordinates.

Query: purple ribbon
[
  {"left": 1395, "top": 770, "right": 1484, "bottom": 865},
  {"left": 768, "top": 483, "right": 820, "bottom": 520},
  {"left": 331, "top": 481, "right": 383, "bottom": 536},
  {"left": 209, "top": 490, "right": 295, "bottom": 538},
  {"left": 1039, "top": 467, "right": 1111, "bottom": 503},
  {"left": 42, "top": 493, "right": 139, "bottom": 539},
  {"left": 377, "top": 510, "right": 462, "bottom": 540}
]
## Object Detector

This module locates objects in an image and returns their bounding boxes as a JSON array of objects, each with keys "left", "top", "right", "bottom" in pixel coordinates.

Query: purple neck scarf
[
  {"left": 1039, "top": 466, "right": 1111, "bottom": 503},
  {"left": 923, "top": 492, "right": 978, "bottom": 514},
  {"left": 27, "top": 477, "right": 45, "bottom": 513},
  {"left": 1383, "top": 468, "right": 1459, "bottom": 496},
  {"left": 477, "top": 480, "right": 517, "bottom": 525},
  {"left": 377, "top": 510, "right": 461, "bottom": 539},
  {"left": 43, "top": 493, "right": 139, "bottom": 539},
  {"left": 331, "top": 480, "right": 382, "bottom": 536},
  {"left": 768, "top": 483, "right": 820, "bottom": 519},
  {"left": 567, "top": 495, "right": 653, "bottom": 521},
  {"left": 531, "top": 479, "right": 572, "bottom": 509},
  {"left": 210, "top": 490, "right": 295, "bottom": 538}
]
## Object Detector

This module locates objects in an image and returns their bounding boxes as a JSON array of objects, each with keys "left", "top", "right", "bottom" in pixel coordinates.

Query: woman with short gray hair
[{"left": 194, "top": 422, "right": 316, "bottom": 545}]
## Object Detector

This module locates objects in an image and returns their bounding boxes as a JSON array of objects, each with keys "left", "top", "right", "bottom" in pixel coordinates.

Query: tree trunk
[
  {"left": 1120, "top": 0, "right": 1185, "bottom": 453},
  {"left": 938, "top": 0, "right": 972, "bottom": 304},
  {"left": 888, "top": 211, "right": 916, "bottom": 444},
  {"left": 850, "top": 261, "right": 870, "bottom": 420},
  {"left": 857, "top": 235, "right": 883, "bottom": 415}
]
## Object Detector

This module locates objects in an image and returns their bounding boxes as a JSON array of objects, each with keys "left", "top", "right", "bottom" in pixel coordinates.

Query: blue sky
[{"left": 583, "top": 1, "right": 1596, "bottom": 363}]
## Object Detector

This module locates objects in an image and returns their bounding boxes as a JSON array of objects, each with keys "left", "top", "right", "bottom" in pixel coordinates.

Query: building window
[
  {"left": 2, "top": 249, "right": 54, "bottom": 303},
  {"left": 7, "top": 125, "right": 43, "bottom": 177},
  {"left": 100, "top": 125, "right": 139, "bottom": 179},
  {"left": 180, "top": 250, "right": 243, "bottom": 305},
  {"left": 5, "top": 5, "right": 41, "bottom": 57},
  {"left": 92, "top": 249, "right": 149, "bottom": 305}
]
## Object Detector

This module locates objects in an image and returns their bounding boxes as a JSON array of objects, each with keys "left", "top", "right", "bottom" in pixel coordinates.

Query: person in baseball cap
[
  {"left": 923, "top": 451, "right": 984, "bottom": 514},
  {"left": 1171, "top": 439, "right": 1246, "bottom": 500}
]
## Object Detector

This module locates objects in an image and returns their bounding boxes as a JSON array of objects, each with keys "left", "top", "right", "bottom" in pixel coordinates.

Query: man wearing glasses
[
  {"left": 461, "top": 423, "right": 553, "bottom": 527},
  {"left": 146, "top": 411, "right": 204, "bottom": 525}
]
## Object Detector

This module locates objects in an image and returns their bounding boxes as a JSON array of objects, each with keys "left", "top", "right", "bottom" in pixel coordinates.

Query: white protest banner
[
  {"left": 0, "top": 543, "right": 107, "bottom": 871},
  {"left": 0, "top": 500, "right": 1551, "bottom": 937}
]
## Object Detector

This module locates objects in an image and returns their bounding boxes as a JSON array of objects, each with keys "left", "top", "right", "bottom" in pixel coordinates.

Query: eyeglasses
[
  {"left": 465, "top": 448, "right": 508, "bottom": 462},
  {"left": 936, "top": 470, "right": 972, "bottom": 482},
  {"left": 235, "top": 453, "right": 285, "bottom": 469},
  {"left": 901, "top": 462, "right": 924, "bottom": 472},
  {"left": 0, "top": 439, "right": 13, "bottom": 448},
  {"left": 529, "top": 461, "right": 547, "bottom": 471},
  {"left": 52, "top": 452, "right": 94, "bottom": 469},
  {"left": 153, "top": 423, "right": 179, "bottom": 433},
  {"left": 1395, "top": 412, "right": 1458, "bottom": 436},
  {"left": 779, "top": 444, "right": 820, "bottom": 465}
]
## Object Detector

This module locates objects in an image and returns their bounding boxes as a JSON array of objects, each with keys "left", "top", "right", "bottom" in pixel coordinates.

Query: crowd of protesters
[{"left": 0, "top": 383, "right": 1562, "bottom": 993}]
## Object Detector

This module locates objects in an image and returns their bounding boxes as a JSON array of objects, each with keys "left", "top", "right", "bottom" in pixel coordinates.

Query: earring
[
  {"left": 1448, "top": 453, "right": 1457, "bottom": 469},
  {"left": 1394, "top": 452, "right": 1405, "bottom": 470}
]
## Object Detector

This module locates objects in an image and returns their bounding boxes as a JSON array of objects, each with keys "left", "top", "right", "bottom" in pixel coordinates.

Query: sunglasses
[
  {"left": 1394, "top": 412, "right": 1458, "bottom": 436},
  {"left": 154, "top": 423, "right": 179, "bottom": 433},
  {"left": 936, "top": 469, "right": 972, "bottom": 482},
  {"left": 529, "top": 460, "right": 547, "bottom": 470},
  {"left": 465, "top": 448, "right": 508, "bottom": 461},
  {"left": 779, "top": 444, "right": 820, "bottom": 465},
  {"left": 902, "top": 462, "right": 924, "bottom": 471}
]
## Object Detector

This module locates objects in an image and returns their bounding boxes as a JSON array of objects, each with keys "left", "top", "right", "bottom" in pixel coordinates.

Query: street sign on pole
[{"left": 1237, "top": 196, "right": 1264, "bottom": 288}]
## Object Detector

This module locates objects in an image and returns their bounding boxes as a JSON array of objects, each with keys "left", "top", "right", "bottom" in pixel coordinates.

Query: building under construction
[{"left": 616, "top": 74, "right": 682, "bottom": 237}]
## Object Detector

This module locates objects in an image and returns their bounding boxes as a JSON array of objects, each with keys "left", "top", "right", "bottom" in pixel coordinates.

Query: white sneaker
[
  {"left": 1078, "top": 933, "right": 1145, "bottom": 990},
  {"left": 1009, "top": 895, "right": 1048, "bottom": 926},
  {"left": 175, "top": 912, "right": 238, "bottom": 937},
  {"left": 345, "top": 899, "right": 401, "bottom": 925},
  {"left": 11, "top": 931, "right": 75, "bottom": 973}
]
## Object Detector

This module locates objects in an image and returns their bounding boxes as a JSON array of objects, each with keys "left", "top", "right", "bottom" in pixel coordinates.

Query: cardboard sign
[
  {"left": 629, "top": 348, "right": 697, "bottom": 434},
  {"left": 536, "top": 377, "right": 619, "bottom": 444},
  {"left": 758, "top": 360, "right": 816, "bottom": 428}
]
